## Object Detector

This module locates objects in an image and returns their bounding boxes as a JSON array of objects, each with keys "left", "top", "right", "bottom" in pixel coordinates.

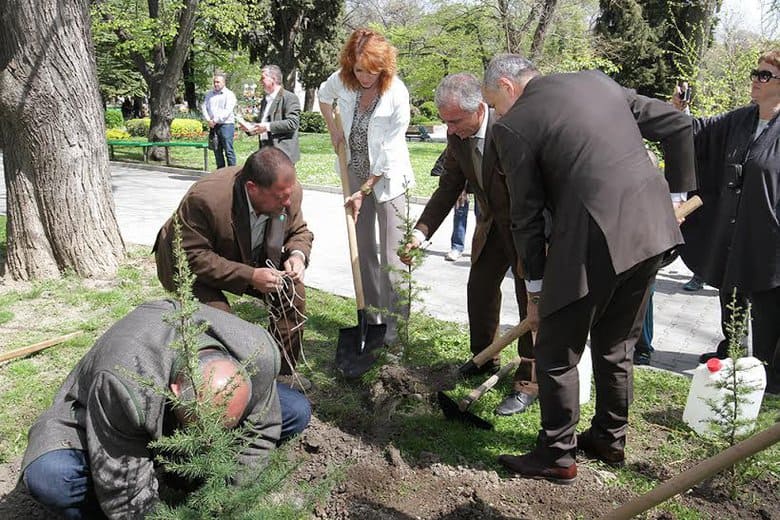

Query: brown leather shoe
[
  {"left": 498, "top": 452, "right": 577, "bottom": 485},
  {"left": 576, "top": 429, "right": 625, "bottom": 467}
]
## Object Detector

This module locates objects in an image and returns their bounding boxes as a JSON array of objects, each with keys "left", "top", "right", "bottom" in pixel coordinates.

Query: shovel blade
[
  {"left": 437, "top": 391, "right": 494, "bottom": 430},
  {"left": 335, "top": 322, "right": 387, "bottom": 379}
]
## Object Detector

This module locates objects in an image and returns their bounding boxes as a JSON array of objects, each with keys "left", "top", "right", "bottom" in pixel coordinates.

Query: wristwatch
[
  {"left": 529, "top": 294, "right": 541, "bottom": 305},
  {"left": 360, "top": 184, "right": 373, "bottom": 196}
]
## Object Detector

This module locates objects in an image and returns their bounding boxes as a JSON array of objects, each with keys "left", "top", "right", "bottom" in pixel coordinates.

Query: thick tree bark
[
  {"left": 304, "top": 87, "right": 316, "bottom": 112},
  {"left": 0, "top": 0, "right": 125, "bottom": 280},
  {"left": 530, "top": 0, "right": 559, "bottom": 59},
  {"left": 183, "top": 50, "right": 198, "bottom": 112}
]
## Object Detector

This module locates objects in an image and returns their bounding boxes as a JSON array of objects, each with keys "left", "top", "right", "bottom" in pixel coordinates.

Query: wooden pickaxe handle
[
  {"left": 675, "top": 195, "right": 702, "bottom": 220},
  {"left": 468, "top": 318, "right": 531, "bottom": 370},
  {"left": 459, "top": 356, "right": 534, "bottom": 411}
]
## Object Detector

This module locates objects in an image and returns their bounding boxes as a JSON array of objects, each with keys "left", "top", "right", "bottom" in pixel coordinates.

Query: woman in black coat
[{"left": 675, "top": 50, "right": 780, "bottom": 394}]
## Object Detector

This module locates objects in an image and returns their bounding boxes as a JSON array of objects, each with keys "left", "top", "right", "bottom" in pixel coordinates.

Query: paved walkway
[{"left": 0, "top": 159, "right": 723, "bottom": 376}]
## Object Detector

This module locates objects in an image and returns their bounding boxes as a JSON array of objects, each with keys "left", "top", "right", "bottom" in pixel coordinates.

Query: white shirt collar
[{"left": 472, "top": 102, "right": 489, "bottom": 140}]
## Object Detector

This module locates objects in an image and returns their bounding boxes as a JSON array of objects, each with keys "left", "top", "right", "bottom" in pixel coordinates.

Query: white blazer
[{"left": 319, "top": 70, "right": 415, "bottom": 202}]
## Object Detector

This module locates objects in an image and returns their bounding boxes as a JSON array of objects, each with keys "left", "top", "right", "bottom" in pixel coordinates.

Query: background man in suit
[
  {"left": 401, "top": 73, "right": 536, "bottom": 416},
  {"left": 21, "top": 300, "right": 310, "bottom": 519},
  {"left": 154, "top": 147, "right": 313, "bottom": 387},
  {"left": 482, "top": 54, "right": 696, "bottom": 483},
  {"left": 244, "top": 64, "right": 301, "bottom": 163}
]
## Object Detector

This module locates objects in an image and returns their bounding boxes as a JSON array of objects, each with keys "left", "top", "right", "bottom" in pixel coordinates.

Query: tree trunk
[
  {"left": 0, "top": 0, "right": 125, "bottom": 280},
  {"left": 183, "top": 49, "right": 198, "bottom": 112},
  {"left": 304, "top": 87, "right": 316, "bottom": 112},
  {"left": 530, "top": 0, "right": 559, "bottom": 59}
]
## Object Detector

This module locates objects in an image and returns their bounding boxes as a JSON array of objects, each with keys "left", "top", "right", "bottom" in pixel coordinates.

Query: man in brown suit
[
  {"left": 482, "top": 54, "right": 696, "bottom": 483},
  {"left": 154, "top": 147, "right": 313, "bottom": 381},
  {"left": 401, "top": 73, "right": 536, "bottom": 415}
]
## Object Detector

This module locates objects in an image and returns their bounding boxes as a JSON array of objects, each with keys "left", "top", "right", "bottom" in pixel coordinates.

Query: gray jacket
[{"left": 21, "top": 300, "right": 281, "bottom": 519}]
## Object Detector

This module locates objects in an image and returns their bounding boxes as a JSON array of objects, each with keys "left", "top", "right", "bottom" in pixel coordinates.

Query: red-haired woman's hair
[{"left": 338, "top": 28, "right": 397, "bottom": 95}]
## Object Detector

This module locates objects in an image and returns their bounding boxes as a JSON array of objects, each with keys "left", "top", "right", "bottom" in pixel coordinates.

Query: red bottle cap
[{"left": 706, "top": 358, "right": 722, "bottom": 373}]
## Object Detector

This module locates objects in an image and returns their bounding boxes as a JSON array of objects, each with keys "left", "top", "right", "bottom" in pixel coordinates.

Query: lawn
[
  {"left": 109, "top": 132, "right": 447, "bottom": 198},
  {"left": 1, "top": 214, "right": 778, "bottom": 518}
]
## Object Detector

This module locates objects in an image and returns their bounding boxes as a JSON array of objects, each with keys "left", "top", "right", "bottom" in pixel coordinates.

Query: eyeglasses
[{"left": 750, "top": 69, "right": 780, "bottom": 83}]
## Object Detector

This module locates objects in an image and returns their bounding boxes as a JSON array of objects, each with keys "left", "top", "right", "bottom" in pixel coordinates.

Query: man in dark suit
[
  {"left": 401, "top": 73, "right": 536, "bottom": 415},
  {"left": 482, "top": 54, "right": 696, "bottom": 483},
  {"left": 154, "top": 147, "right": 313, "bottom": 386},
  {"left": 245, "top": 64, "right": 301, "bottom": 163}
]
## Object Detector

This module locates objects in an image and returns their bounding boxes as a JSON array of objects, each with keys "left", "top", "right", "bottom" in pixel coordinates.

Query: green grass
[
  {"left": 1, "top": 215, "right": 778, "bottom": 517},
  {"left": 110, "top": 133, "right": 446, "bottom": 198}
]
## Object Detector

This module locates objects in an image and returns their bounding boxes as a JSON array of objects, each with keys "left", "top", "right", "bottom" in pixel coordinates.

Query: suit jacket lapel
[{"left": 232, "top": 178, "right": 252, "bottom": 263}]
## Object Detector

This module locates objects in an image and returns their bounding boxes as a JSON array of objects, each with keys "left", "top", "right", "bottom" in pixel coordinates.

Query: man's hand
[
  {"left": 250, "top": 123, "right": 269, "bottom": 135},
  {"left": 283, "top": 254, "right": 306, "bottom": 282},
  {"left": 330, "top": 131, "right": 345, "bottom": 152},
  {"left": 207, "top": 120, "right": 216, "bottom": 129},
  {"left": 671, "top": 82, "right": 689, "bottom": 112},
  {"left": 455, "top": 189, "right": 469, "bottom": 209},
  {"left": 399, "top": 235, "right": 422, "bottom": 266},
  {"left": 526, "top": 292, "right": 541, "bottom": 333},
  {"left": 345, "top": 192, "right": 364, "bottom": 222},
  {"left": 251, "top": 267, "right": 286, "bottom": 293}
]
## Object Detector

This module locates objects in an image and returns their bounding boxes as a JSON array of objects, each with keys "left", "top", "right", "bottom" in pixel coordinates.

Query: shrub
[
  {"left": 171, "top": 118, "right": 205, "bottom": 139},
  {"left": 104, "top": 108, "right": 124, "bottom": 129},
  {"left": 106, "top": 128, "right": 131, "bottom": 140},
  {"left": 126, "top": 118, "right": 150, "bottom": 137},
  {"left": 419, "top": 101, "right": 438, "bottom": 120},
  {"left": 300, "top": 111, "right": 326, "bottom": 133}
]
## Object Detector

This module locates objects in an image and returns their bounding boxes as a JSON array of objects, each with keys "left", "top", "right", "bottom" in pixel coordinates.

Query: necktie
[{"left": 472, "top": 137, "right": 484, "bottom": 188}]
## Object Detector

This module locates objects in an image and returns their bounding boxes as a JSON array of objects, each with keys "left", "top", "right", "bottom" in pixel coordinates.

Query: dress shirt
[{"left": 202, "top": 87, "right": 236, "bottom": 125}]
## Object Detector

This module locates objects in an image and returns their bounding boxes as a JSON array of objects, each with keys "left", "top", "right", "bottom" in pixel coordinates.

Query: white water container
[
  {"left": 578, "top": 345, "right": 592, "bottom": 405},
  {"left": 683, "top": 357, "right": 767, "bottom": 436}
]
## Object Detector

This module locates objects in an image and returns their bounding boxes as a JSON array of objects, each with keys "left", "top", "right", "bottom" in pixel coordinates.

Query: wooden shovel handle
[
  {"left": 331, "top": 108, "right": 366, "bottom": 310},
  {"left": 0, "top": 331, "right": 82, "bottom": 363},
  {"left": 675, "top": 195, "right": 702, "bottom": 220},
  {"left": 471, "top": 318, "right": 532, "bottom": 368}
]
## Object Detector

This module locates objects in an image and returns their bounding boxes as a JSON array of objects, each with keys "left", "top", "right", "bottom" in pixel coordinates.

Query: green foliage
[
  {"left": 170, "top": 118, "right": 205, "bottom": 139},
  {"left": 106, "top": 128, "right": 131, "bottom": 140},
  {"left": 299, "top": 111, "right": 327, "bottom": 133},
  {"left": 104, "top": 108, "right": 125, "bottom": 129},
  {"left": 418, "top": 101, "right": 438, "bottom": 120},
  {"left": 126, "top": 118, "right": 151, "bottom": 137}
]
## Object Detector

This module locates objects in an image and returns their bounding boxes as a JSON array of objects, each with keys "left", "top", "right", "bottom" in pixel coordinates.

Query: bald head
[{"left": 171, "top": 349, "right": 252, "bottom": 428}]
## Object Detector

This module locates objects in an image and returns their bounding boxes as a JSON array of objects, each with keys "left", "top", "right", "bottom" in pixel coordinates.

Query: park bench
[
  {"left": 405, "top": 125, "right": 431, "bottom": 141},
  {"left": 107, "top": 140, "right": 209, "bottom": 171}
]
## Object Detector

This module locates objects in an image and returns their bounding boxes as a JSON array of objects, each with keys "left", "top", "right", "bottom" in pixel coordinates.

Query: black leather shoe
[
  {"left": 498, "top": 452, "right": 577, "bottom": 485},
  {"left": 459, "top": 360, "right": 500, "bottom": 377},
  {"left": 576, "top": 429, "right": 625, "bottom": 467},
  {"left": 495, "top": 391, "right": 537, "bottom": 416}
]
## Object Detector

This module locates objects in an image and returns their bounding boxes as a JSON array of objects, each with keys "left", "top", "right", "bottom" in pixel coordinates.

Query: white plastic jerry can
[
  {"left": 577, "top": 345, "right": 592, "bottom": 405},
  {"left": 682, "top": 356, "right": 767, "bottom": 436}
]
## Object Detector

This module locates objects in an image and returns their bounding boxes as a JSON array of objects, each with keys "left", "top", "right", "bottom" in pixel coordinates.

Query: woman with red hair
[{"left": 319, "top": 28, "right": 415, "bottom": 346}]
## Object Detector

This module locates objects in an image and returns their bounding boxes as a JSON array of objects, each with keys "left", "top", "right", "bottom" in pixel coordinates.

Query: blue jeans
[
  {"left": 214, "top": 123, "right": 236, "bottom": 168},
  {"left": 23, "top": 383, "right": 310, "bottom": 518},
  {"left": 450, "top": 198, "right": 480, "bottom": 252},
  {"left": 636, "top": 285, "right": 654, "bottom": 353}
]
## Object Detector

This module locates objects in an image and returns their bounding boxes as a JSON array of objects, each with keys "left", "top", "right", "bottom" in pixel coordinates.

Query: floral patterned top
[{"left": 348, "top": 90, "right": 381, "bottom": 180}]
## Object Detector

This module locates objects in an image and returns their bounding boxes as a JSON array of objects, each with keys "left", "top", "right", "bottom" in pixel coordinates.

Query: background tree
[{"left": 0, "top": 0, "right": 125, "bottom": 280}]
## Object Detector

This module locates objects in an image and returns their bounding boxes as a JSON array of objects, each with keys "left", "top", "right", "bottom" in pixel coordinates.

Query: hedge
[
  {"left": 300, "top": 111, "right": 326, "bottom": 133},
  {"left": 125, "top": 118, "right": 205, "bottom": 139}
]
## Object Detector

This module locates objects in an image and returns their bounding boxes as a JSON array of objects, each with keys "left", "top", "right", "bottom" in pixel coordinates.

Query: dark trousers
[
  {"left": 22, "top": 384, "right": 310, "bottom": 519},
  {"left": 718, "top": 285, "right": 780, "bottom": 390},
  {"left": 467, "top": 224, "right": 535, "bottom": 391},
  {"left": 534, "top": 219, "right": 660, "bottom": 467},
  {"left": 192, "top": 279, "right": 305, "bottom": 376}
]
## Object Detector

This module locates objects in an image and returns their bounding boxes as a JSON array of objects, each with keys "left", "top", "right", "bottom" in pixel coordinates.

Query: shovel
[
  {"left": 438, "top": 319, "right": 532, "bottom": 429},
  {"left": 331, "top": 108, "right": 387, "bottom": 378}
]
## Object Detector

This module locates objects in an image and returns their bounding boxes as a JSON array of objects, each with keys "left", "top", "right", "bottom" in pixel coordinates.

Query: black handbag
[{"left": 208, "top": 128, "right": 219, "bottom": 150}]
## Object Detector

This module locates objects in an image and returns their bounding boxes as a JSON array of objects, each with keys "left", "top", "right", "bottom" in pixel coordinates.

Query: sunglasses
[{"left": 750, "top": 69, "right": 780, "bottom": 83}]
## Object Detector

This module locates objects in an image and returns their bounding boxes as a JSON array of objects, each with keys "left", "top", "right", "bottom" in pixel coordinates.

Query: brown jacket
[
  {"left": 154, "top": 166, "right": 313, "bottom": 296},
  {"left": 415, "top": 109, "right": 515, "bottom": 263}
]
